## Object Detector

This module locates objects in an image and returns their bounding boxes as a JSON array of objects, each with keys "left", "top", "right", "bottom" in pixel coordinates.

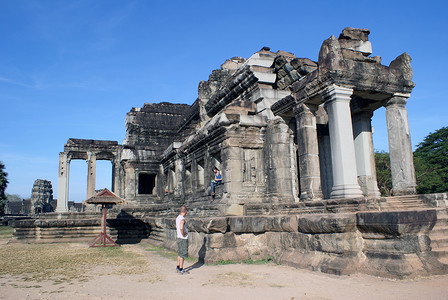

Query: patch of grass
[
  {"left": 0, "top": 243, "right": 150, "bottom": 283},
  {"left": 142, "top": 244, "right": 195, "bottom": 262},
  {"left": 214, "top": 259, "right": 238, "bottom": 265},
  {"left": 242, "top": 256, "right": 274, "bottom": 265},
  {"left": 25, "top": 285, "right": 42, "bottom": 289},
  {"left": 269, "top": 283, "right": 289, "bottom": 288},
  {"left": 0, "top": 226, "right": 13, "bottom": 239},
  {"left": 213, "top": 256, "right": 274, "bottom": 265}
]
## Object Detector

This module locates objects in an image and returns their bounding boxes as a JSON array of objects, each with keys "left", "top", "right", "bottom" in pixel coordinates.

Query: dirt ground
[{"left": 1, "top": 239, "right": 447, "bottom": 300}]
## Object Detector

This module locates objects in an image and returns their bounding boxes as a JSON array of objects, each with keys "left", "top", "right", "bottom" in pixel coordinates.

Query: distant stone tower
[{"left": 30, "top": 179, "right": 53, "bottom": 214}]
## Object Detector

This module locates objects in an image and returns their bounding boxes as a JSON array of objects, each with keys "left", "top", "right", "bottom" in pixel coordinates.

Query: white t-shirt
[{"left": 176, "top": 214, "right": 188, "bottom": 239}]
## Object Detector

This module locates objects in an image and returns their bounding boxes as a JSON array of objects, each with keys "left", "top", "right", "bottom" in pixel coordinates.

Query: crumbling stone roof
[{"left": 67, "top": 139, "right": 118, "bottom": 146}]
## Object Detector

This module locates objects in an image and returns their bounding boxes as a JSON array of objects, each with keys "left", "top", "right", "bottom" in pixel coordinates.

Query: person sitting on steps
[{"left": 211, "top": 167, "right": 222, "bottom": 200}]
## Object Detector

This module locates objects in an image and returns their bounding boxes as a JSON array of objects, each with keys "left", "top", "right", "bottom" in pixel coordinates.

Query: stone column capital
[
  {"left": 293, "top": 102, "right": 319, "bottom": 115},
  {"left": 385, "top": 94, "right": 409, "bottom": 108},
  {"left": 321, "top": 85, "right": 353, "bottom": 103}
]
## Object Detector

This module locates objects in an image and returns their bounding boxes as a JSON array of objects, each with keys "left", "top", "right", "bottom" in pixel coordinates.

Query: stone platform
[{"left": 8, "top": 193, "right": 448, "bottom": 278}]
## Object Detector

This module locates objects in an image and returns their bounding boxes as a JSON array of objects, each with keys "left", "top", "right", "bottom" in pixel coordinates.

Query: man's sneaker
[
  {"left": 176, "top": 267, "right": 181, "bottom": 273},
  {"left": 178, "top": 269, "right": 189, "bottom": 275}
]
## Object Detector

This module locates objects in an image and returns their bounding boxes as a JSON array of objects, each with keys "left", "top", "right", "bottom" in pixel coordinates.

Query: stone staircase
[
  {"left": 429, "top": 208, "right": 448, "bottom": 264},
  {"left": 379, "top": 195, "right": 427, "bottom": 211}
]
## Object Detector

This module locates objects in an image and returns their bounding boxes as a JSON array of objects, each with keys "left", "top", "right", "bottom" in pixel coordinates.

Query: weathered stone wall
[
  {"left": 143, "top": 208, "right": 447, "bottom": 278},
  {"left": 124, "top": 102, "right": 190, "bottom": 150}
]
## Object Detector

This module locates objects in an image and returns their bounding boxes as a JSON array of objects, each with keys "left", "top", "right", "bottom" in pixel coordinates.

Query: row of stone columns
[
  {"left": 56, "top": 152, "right": 120, "bottom": 213},
  {"left": 294, "top": 84, "right": 416, "bottom": 200}
]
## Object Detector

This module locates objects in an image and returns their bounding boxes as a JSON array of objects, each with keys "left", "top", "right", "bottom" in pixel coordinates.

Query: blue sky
[{"left": 1, "top": 0, "right": 447, "bottom": 202}]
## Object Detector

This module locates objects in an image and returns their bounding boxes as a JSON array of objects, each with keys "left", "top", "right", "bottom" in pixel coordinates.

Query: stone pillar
[
  {"left": 294, "top": 103, "right": 323, "bottom": 201},
  {"left": 56, "top": 152, "right": 70, "bottom": 213},
  {"left": 124, "top": 162, "right": 136, "bottom": 200},
  {"left": 318, "top": 135, "right": 333, "bottom": 199},
  {"left": 222, "top": 146, "right": 243, "bottom": 204},
  {"left": 119, "top": 162, "right": 126, "bottom": 199},
  {"left": 174, "top": 156, "right": 183, "bottom": 197},
  {"left": 87, "top": 152, "right": 96, "bottom": 199},
  {"left": 352, "top": 112, "right": 381, "bottom": 198},
  {"left": 322, "top": 85, "right": 363, "bottom": 199},
  {"left": 111, "top": 156, "right": 121, "bottom": 196},
  {"left": 385, "top": 94, "right": 416, "bottom": 195},
  {"left": 111, "top": 158, "right": 116, "bottom": 193},
  {"left": 265, "top": 117, "right": 295, "bottom": 202},
  {"left": 289, "top": 132, "right": 299, "bottom": 202}
]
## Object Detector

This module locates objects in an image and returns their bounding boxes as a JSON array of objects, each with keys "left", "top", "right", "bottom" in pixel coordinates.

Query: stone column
[
  {"left": 294, "top": 103, "right": 323, "bottom": 201},
  {"left": 87, "top": 152, "right": 96, "bottom": 199},
  {"left": 322, "top": 85, "right": 363, "bottom": 199},
  {"left": 222, "top": 146, "right": 243, "bottom": 204},
  {"left": 111, "top": 157, "right": 122, "bottom": 196},
  {"left": 174, "top": 156, "right": 183, "bottom": 197},
  {"left": 111, "top": 158, "right": 116, "bottom": 193},
  {"left": 352, "top": 112, "right": 381, "bottom": 198},
  {"left": 289, "top": 132, "right": 299, "bottom": 202},
  {"left": 124, "top": 161, "right": 136, "bottom": 200},
  {"left": 265, "top": 117, "right": 294, "bottom": 202},
  {"left": 385, "top": 94, "right": 416, "bottom": 195},
  {"left": 56, "top": 152, "right": 70, "bottom": 213}
]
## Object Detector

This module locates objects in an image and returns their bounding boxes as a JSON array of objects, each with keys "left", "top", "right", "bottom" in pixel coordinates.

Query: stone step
[
  {"left": 435, "top": 216, "right": 448, "bottom": 226},
  {"left": 382, "top": 200, "right": 424, "bottom": 205},
  {"left": 431, "top": 247, "right": 448, "bottom": 258},
  {"left": 381, "top": 195, "right": 425, "bottom": 204},
  {"left": 385, "top": 198, "right": 423, "bottom": 202},
  {"left": 438, "top": 257, "right": 448, "bottom": 264},
  {"left": 430, "top": 235, "right": 448, "bottom": 248},
  {"left": 380, "top": 199, "right": 426, "bottom": 210},
  {"left": 148, "top": 235, "right": 164, "bottom": 242},
  {"left": 430, "top": 227, "right": 448, "bottom": 237}
]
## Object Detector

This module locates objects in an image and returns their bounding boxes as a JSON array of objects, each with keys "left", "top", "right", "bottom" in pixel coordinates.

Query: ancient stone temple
[
  {"left": 56, "top": 27, "right": 416, "bottom": 209},
  {"left": 30, "top": 179, "right": 53, "bottom": 214},
  {"left": 14, "top": 27, "right": 448, "bottom": 278}
]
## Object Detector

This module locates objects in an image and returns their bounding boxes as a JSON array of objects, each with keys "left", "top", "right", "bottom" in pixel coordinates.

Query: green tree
[
  {"left": 0, "top": 161, "right": 8, "bottom": 215},
  {"left": 414, "top": 126, "right": 448, "bottom": 193},
  {"left": 414, "top": 156, "right": 444, "bottom": 194},
  {"left": 374, "top": 151, "right": 392, "bottom": 197},
  {"left": 6, "top": 194, "right": 22, "bottom": 202}
]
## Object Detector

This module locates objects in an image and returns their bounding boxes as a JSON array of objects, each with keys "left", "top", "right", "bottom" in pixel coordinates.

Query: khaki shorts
[{"left": 177, "top": 238, "right": 188, "bottom": 258}]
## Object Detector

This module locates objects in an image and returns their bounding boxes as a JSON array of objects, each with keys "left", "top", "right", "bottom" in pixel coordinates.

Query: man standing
[{"left": 176, "top": 206, "right": 189, "bottom": 274}]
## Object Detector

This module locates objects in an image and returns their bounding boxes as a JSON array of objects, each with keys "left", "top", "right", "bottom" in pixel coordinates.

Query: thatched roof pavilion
[{"left": 84, "top": 188, "right": 125, "bottom": 206}]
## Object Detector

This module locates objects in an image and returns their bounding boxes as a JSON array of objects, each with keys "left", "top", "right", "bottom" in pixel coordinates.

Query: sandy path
[{"left": 1, "top": 243, "right": 447, "bottom": 300}]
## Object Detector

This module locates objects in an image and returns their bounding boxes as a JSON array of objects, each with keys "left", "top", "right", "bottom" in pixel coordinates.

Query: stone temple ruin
[
  {"left": 31, "top": 179, "right": 54, "bottom": 214},
  {"left": 4, "top": 179, "right": 54, "bottom": 215},
  {"left": 12, "top": 28, "right": 448, "bottom": 278}
]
